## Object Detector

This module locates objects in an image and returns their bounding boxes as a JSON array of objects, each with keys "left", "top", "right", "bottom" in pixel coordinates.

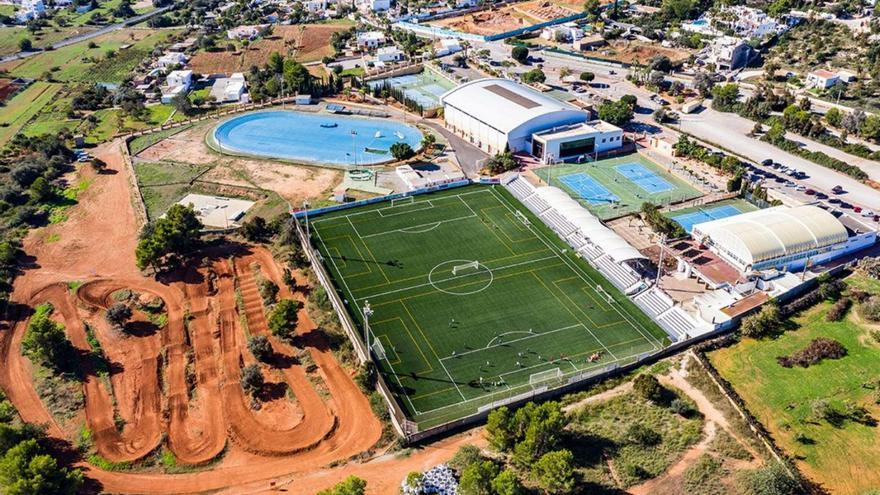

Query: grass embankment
[
  {"left": 0, "top": 81, "right": 63, "bottom": 146},
  {"left": 134, "top": 161, "right": 212, "bottom": 219},
  {"left": 710, "top": 276, "right": 880, "bottom": 494}
]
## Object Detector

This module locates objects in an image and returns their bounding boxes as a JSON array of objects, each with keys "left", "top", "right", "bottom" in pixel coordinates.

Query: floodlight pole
[
  {"left": 656, "top": 233, "right": 667, "bottom": 288},
  {"left": 303, "top": 200, "right": 311, "bottom": 240},
  {"left": 363, "top": 300, "right": 374, "bottom": 358}
]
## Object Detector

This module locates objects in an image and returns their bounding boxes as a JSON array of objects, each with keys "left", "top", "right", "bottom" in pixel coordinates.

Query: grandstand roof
[
  {"left": 439, "top": 78, "right": 584, "bottom": 134},
  {"left": 533, "top": 186, "right": 645, "bottom": 262},
  {"left": 691, "top": 205, "right": 848, "bottom": 266}
]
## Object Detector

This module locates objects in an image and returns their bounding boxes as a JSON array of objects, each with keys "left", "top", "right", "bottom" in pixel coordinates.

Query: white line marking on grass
[
  {"left": 313, "top": 223, "right": 419, "bottom": 415},
  {"left": 439, "top": 324, "right": 584, "bottom": 362},
  {"left": 488, "top": 187, "right": 665, "bottom": 351},
  {"left": 310, "top": 188, "right": 496, "bottom": 225},
  {"left": 438, "top": 356, "right": 467, "bottom": 401},
  {"left": 358, "top": 214, "right": 477, "bottom": 239},
  {"left": 355, "top": 255, "right": 557, "bottom": 301},
  {"left": 377, "top": 200, "right": 434, "bottom": 218}
]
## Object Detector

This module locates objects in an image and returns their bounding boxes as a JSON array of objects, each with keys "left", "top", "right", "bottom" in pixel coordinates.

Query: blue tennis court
[
  {"left": 559, "top": 173, "right": 620, "bottom": 204},
  {"left": 615, "top": 163, "right": 674, "bottom": 194},
  {"left": 672, "top": 205, "right": 743, "bottom": 233}
]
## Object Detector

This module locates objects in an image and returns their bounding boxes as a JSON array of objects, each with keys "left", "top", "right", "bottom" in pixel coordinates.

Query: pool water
[{"left": 213, "top": 110, "right": 424, "bottom": 166}]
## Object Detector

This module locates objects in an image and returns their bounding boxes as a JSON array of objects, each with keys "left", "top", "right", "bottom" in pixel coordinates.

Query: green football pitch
[
  {"left": 533, "top": 154, "right": 702, "bottom": 220},
  {"left": 310, "top": 185, "right": 669, "bottom": 428}
]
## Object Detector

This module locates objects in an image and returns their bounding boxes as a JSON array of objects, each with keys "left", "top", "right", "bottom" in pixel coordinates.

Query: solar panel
[{"left": 484, "top": 84, "right": 540, "bottom": 109}]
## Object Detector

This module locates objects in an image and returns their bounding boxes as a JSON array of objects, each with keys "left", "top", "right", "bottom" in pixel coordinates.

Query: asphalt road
[{"left": 0, "top": 6, "right": 171, "bottom": 64}]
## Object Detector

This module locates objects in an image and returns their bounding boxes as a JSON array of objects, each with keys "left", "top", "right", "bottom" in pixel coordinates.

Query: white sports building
[
  {"left": 691, "top": 205, "right": 876, "bottom": 273},
  {"left": 440, "top": 78, "right": 623, "bottom": 161}
]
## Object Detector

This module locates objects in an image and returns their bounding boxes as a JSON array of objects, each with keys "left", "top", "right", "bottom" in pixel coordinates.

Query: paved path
[{"left": 0, "top": 6, "right": 171, "bottom": 64}]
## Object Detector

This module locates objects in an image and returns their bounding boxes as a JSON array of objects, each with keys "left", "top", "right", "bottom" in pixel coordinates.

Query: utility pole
[
  {"left": 363, "top": 300, "right": 374, "bottom": 357},
  {"left": 303, "top": 200, "right": 311, "bottom": 240},
  {"left": 656, "top": 233, "right": 667, "bottom": 288}
]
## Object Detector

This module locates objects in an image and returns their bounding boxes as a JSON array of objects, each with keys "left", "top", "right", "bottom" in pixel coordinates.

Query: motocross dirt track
[{"left": 0, "top": 140, "right": 487, "bottom": 494}]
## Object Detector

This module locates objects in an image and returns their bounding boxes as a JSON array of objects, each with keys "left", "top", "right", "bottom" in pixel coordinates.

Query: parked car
[
  {"left": 796, "top": 185, "right": 806, "bottom": 192},
  {"left": 805, "top": 189, "right": 816, "bottom": 195},
  {"left": 861, "top": 210, "right": 874, "bottom": 217},
  {"left": 853, "top": 206, "right": 862, "bottom": 213},
  {"left": 816, "top": 192, "right": 828, "bottom": 199},
  {"left": 761, "top": 158, "right": 774, "bottom": 166},
  {"left": 832, "top": 185, "right": 844, "bottom": 194},
  {"left": 829, "top": 198, "right": 842, "bottom": 204},
  {"left": 785, "top": 181, "right": 796, "bottom": 187},
  {"left": 840, "top": 202, "right": 852, "bottom": 209}
]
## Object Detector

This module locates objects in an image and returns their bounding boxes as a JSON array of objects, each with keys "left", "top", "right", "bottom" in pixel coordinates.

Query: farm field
[
  {"left": 0, "top": 81, "right": 63, "bottom": 146},
  {"left": 311, "top": 185, "right": 667, "bottom": 428},
  {"left": 431, "top": 1, "right": 579, "bottom": 37},
  {"left": 189, "top": 22, "right": 352, "bottom": 74},
  {"left": 0, "top": 28, "right": 178, "bottom": 83},
  {"left": 533, "top": 153, "right": 702, "bottom": 220},
  {"left": 710, "top": 280, "right": 880, "bottom": 495},
  {"left": 0, "top": 26, "right": 99, "bottom": 56}
]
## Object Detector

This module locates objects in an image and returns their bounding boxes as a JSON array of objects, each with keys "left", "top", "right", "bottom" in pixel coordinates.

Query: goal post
[
  {"left": 514, "top": 210, "right": 530, "bottom": 226},
  {"left": 371, "top": 338, "right": 387, "bottom": 361},
  {"left": 390, "top": 196, "right": 414, "bottom": 207},
  {"left": 529, "top": 367, "right": 563, "bottom": 388},
  {"left": 452, "top": 261, "right": 480, "bottom": 276},
  {"left": 595, "top": 284, "right": 614, "bottom": 304}
]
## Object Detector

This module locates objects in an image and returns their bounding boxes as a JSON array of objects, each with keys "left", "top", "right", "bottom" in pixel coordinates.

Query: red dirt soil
[{"left": 0, "top": 140, "right": 491, "bottom": 494}]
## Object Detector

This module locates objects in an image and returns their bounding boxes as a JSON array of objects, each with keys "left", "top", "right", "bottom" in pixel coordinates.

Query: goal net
[
  {"left": 391, "top": 196, "right": 414, "bottom": 207},
  {"left": 452, "top": 261, "right": 480, "bottom": 276},
  {"left": 595, "top": 284, "right": 614, "bottom": 304},
  {"left": 529, "top": 368, "right": 563, "bottom": 388},
  {"left": 371, "top": 338, "right": 387, "bottom": 360},
  {"left": 515, "top": 210, "right": 530, "bottom": 226}
]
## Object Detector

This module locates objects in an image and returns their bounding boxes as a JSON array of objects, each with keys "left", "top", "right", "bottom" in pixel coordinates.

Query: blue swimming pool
[{"left": 213, "top": 110, "right": 423, "bottom": 166}]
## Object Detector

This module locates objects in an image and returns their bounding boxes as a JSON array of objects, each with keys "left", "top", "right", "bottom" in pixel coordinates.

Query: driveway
[{"left": 425, "top": 121, "right": 488, "bottom": 177}]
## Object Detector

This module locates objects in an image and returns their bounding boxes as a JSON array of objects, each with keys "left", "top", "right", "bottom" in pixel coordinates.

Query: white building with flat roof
[
  {"left": 440, "top": 78, "right": 587, "bottom": 155},
  {"left": 156, "top": 52, "right": 188, "bottom": 68},
  {"left": 531, "top": 121, "right": 623, "bottom": 163},
  {"left": 356, "top": 31, "right": 386, "bottom": 48}
]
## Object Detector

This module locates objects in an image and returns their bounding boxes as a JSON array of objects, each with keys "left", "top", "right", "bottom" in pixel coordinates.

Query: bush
[
  {"left": 389, "top": 142, "right": 415, "bottom": 160},
  {"left": 105, "top": 303, "right": 132, "bottom": 329},
  {"left": 633, "top": 374, "right": 665, "bottom": 403},
  {"left": 240, "top": 364, "right": 263, "bottom": 398},
  {"left": 22, "top": 303, "right": 76, "bottom": 372},
  {"left": 268, "top": 299, "right": 299, "bottom": 341},
  {"left": 579, "top": 71, "right": 595, "bottom": 82},
  {"left": 856, "top": 256, "right": 880, "bottom": 280},
  {"left": 825, "top": 298, "right": 850, "bottom": 322},
  {"left": 449, "top": 444, "right": 483, "bottom": 474},
  {"left": 737, "top": 464, "right": 800, "bottom": 495},
  {"left": 511, "top": 45, "right": 528, "bottom": 63},
  {"left": 640, "top": 202, "right": 685, "bottom": 238},
  {"left": 625, "top": 423, "right": 661, "bottom": 446},
  {"left": 247, "top": 335, "right": 272, "bottom": 362},
  {"left": 521, "top": 68, "right": 546, "bottom": 84},
  {"left": 776, "top": 337, "right": 847, "bottom": 368},
  {"left": 859, "top": 296, "right": 880, "bottom": 322},
  {"left": 670, "top": 398, "right": 696, "bottom": 417},
  {"left": 258, "top": 279, "right": 279, "bottom": 307},
  {"left": 740, "top": 302, "right": 782, "bottom": 339}
]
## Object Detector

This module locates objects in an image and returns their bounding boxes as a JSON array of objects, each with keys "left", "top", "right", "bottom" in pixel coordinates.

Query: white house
[
  {"left": 435, "top": 38, "right": 462, "bottom": 57},
  {"left": 356, "top": 31, "right": 386, "bottom": 49},
  {"left": 16, "top": 0, "right": 45, "bottom": 22},
  {"left": 364, "top": 0, "right": 390, "bottom": 11},
  {"left": 376, "top": 46, "right": 404, "bottom": 63},
  {"left": 162, "top": 69, "right": 193, "bottom": 103},
  {"left": 210, "top": 73, "right": 248, "bottom": 103},
  {"left": 806, "top": 69, "right": 839, "bottom": 89},
  {"left": 227, "top": 25, "right": 263, "bottom": 40},
  {"left": 699, "top": 36, "right": 753, "bottom": 71},
  {"left": 156, "top": 52, "right": 188, "bottom": 68}
]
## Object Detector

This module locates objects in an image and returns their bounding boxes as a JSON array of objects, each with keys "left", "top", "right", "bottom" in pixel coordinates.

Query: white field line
[{"left": 439, "top": 323, "right": 584, "bottom": 362}]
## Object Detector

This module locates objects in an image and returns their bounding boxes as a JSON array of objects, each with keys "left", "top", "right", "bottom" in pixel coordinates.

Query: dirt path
[
  {"left": 628, "top": 355, "right": 762, "bottom": 495},
  {"left": 562, "top": 381, "right": 633, "bottom": 413},
  {"left": 0, "top": 140, "right": 400, "bottom": 493}
]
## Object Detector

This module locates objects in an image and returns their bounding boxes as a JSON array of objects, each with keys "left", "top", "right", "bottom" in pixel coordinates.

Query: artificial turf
[
  {"left": 310, "top": 185, "right": 668, "bottom": 428},
  {"left": 533, "top": 154, "right": 702, "bottom": 220}
]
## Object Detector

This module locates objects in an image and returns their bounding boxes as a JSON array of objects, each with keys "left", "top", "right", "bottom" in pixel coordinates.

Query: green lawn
[
  {"left": 532, "top": 153, "right": 703, "bottom": 220},
  {"left": 710, "top": 284, "right": 880, "bottom": 495},
  {"left": 0, "top": 26, "right": 99, "bottom": 56},
  {"left": 0, "top": 81, "right": 63, "bottom": 146},
  {"left": 134, "top": 161, "right": 213, "bottom": 219},
  {"left": 311, "top": 185, "right": 667, "bottom": 428}
]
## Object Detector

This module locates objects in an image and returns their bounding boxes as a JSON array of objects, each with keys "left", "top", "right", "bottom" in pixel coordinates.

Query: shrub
[
  {"left": 856, "top": 256, "right": 880, "bottom": 280},
  {"left": 825, "top": 298, "right": 850, "bottom": 322},
  {"left": 625, "top": 423, "right": 661, "bottom": 446},
  {"left": 670, "top": 398, "right": 696, "bottom": 417},
  {"left": 776, "top": 337, "right": 847, "bottom": 368},
  {"left": 240, "top": 364, "right": 263, "bottom": 398},
  {"left": 247, "top": 335, "right": 272, "bottom": 362},
  {"left": 859, "top": 296, "right": 880, "bottom": 322},
  {"left": 579, "top": 71, "right": 595, "bottom": 82},
  {"left": 449, "top": 444, "right": 483, "bottom": 474},
  {"left": 389, "top": 142, "right": 415, "bottom": 160},
  {"left": 633, "top": 374, "right": 665, "bottom": 403},
  {"left": 105, "top": 303, "right": 132, "bottom": 329},
  {"left": 511, "top": 45, "right": 528, "bottom": 63},
  {"left": 267, "top": 299, "right": 299, "bottom": 341},
  {"left": 737, "top": 464, "right": 800, "bottom": 495},
  {"left": 258, "top": 279, "right": 279, "bottom": 306}
]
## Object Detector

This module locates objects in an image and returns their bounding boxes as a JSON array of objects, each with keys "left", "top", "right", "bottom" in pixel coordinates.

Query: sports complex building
[{"left": 440, "top": 78, "right": 623, "bottom": 160}]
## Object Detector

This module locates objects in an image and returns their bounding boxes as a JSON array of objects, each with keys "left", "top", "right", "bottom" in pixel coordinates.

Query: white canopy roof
[
  {"left": 533, "top": 186, "right": 645, "bottom": 262},
  {"left": 692, "top": 205, "right": 848, "bottom": 266},
  {"left": 440, "top": 78, "right": 585, "bottom": 134}
]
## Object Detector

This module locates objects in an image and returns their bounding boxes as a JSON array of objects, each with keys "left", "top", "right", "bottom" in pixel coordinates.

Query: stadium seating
[
  {"left": 634, "top": 287, "right": 674, "bottom": 317},
  {"left": 658, "top": 307, "right": 699, "bottom": 341},
  {"left": 578, "top": 242, "right": 603, "bottom": 261},
  {"left": 540, "top": 210, "right": 577, "bottom": 236},
  {"left": 593, "top": 254, "right": 640, "bottom": 290}
]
